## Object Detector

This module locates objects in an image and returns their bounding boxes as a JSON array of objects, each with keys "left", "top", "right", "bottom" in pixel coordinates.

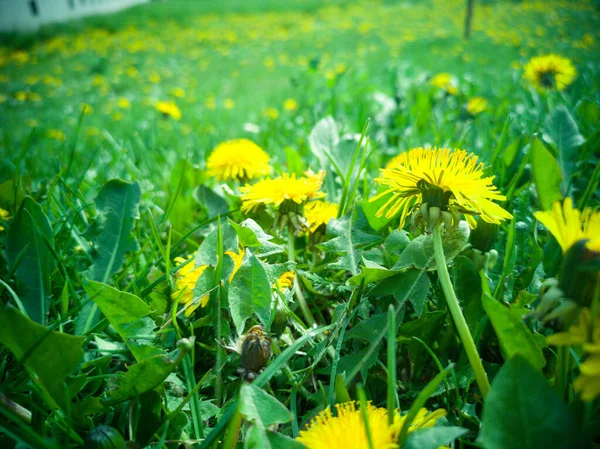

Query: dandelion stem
[
  {"left": 288, "top": 227, "right": 316, "bottom": 327},
  {"left": 432, "top": 223, "right": 490, "bottom": 399}
]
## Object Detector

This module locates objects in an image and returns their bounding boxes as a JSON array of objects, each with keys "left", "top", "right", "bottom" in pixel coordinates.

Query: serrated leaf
[
  {"left": 0, "top": 306, "right": 84, "bottom": 408},
  {"left": 318, "top": 206, "right": 380, "bottom": 275},
  {"left": 544, "top": 105, "right": 585, "bottom": 184},
  {"left": 228, "top": 250, "right": 271, "bottom": 333},
  {"left": 239, "top": 383, "right": 292, "bottom": 428},
  {"left": 195, "top": 221, "right": 238, "bottom": 267},
  {"left": 84, "top": 280, "right": 164, "bottom": 361},
  {"left": 6, "top": 197, "right": 54, "bottom": 324},
  {"left": 344, "top": 313, "right": 387, "bottom": 341},
  {"left": 105, "top": 353, "right": 182, "bottom": 405},
  {"left": 87, "top": 179, "right": 141, "bottom": 282},
  {"left": 531, "top": 137, "right": 563, "bottom": 211},
  {"left": 371, "top": 269, "right": 431, "bottom": 317},
  {"left": 482, "top": 293, "right": 545, "bottom": 370},
  {"left": 478, "top": 356, "right": 582, "bottom": 449}
]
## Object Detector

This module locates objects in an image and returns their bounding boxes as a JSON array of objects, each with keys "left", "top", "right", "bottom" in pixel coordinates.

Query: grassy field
[{"left": 1, "top": 0, "right": 600, "bottom": 448}]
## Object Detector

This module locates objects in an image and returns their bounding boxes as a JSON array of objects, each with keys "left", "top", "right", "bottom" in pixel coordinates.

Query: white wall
[{"left": 0, "top": 0, "right": 150, "bottom": 32}]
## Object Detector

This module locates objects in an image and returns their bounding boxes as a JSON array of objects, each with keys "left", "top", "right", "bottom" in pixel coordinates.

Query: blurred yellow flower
[
  {"left": 149, "top": 72, "right": 161, "bottom": 84},
  {"left": 467, "top": 97, "right": 488, "bottom": 116},
  {"left": 172, "top": 256, "right": 210, "bottom": 317},
  {"left": 534, "top": 198, "right": 600, "bottom": 253},
  {"left": 207, "top": 139, "right": 271, "bottom": 181},
  {"left": 0, "top": 208, "right": 10, "bottom": 232},
  {"left": 156, "top": 100, "right": 182, "bottom": 120},
  {"left": 224, "top": 98, "right": 236, "bottom": 109},
  {"left": 240, "top": 170, "right": 326, "bottom": 214},
  {"left": 171, "top": 87, "right": 185, "bottom": 98},
  {"left": 47, "top": 129, "right": 66, "bottom": 141},
  {"left": 548, "top": 309, "right": 600, "bottom": 401},
  {"left": 81, "top": 103, "right": 93, "bottom": 114},
  {"left": 296, "top": 401, "right": 446, "bottom": 449},
  {"left": 523, "top": 54, "right": 576, "bottom": 91},
  {"left": 431, "top": 73, "right": 458, "bottom": 95},
  {"left": 15, "top": 91, "right": 27, "bottom": 102},
  {"left": 284, "top": 98, "right": 298, "bottom": 112},
  {"left": 305, "top": 200, "right": 338, "bottom": 234},
  {"left": 264, "top": 107, "right": 280, "bottom": 120},
  {"left": 371, "top": 148, "right": 512, "bottom": 229},
  {"left": 118, "top": 97, "right": 131, "bottom": 109}
]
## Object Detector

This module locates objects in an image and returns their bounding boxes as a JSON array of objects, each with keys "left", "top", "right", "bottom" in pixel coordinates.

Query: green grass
[{"left": 1, "top": 0, "right": 600, "bottom": 448}]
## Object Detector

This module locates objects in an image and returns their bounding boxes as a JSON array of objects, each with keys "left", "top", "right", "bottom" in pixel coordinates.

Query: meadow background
[{"left": 1, "top": 0, "right": 600, "bottom": 448}]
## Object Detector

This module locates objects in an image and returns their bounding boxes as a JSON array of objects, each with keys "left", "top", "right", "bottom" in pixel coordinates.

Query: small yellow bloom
[
  {"left": 156, "top": 100, "right": 182, "bottom": 120},
  {"left": 118, "top": 97, "right": 131, "bottom": 109},
  {"left": 372, "top": 148, "right": 512, "bottom": 229},
  {"left": 240, "top": 170, "right": 326, "bottom": 214},
  {"left": 466, "top": 97, "right": 488, "bottom": 116},
  {"left": 534, "top": 198, "right": 600, "bottom": 253},
  {"left": 264, "top": 107, "right": 280, "bottom": 120},
  {"left": 15, "top": 91, "right": 27, "bottom": 102},
  {"left": 47, "top": 129, "right": 66, "bottom": 141},
  {"left": 296, "top": 401, "right": 446, "bottom": 449},
  {"left": 172, "top": 256, "right": 210, "bottom": 317},
  {"left": 149, "top": 72, "right": 161, "bottom": 84},
  {"left": 274, "top": 271, "right": 295, "bottom": 289},
  {"left": 81, "top": 103, "right": 93, "bottom": 115},
  {"left": 431, "top": 73, "right": 458, "bottom": 95},
  {"left": 224, "top": 98, "right": 236, "bottom": 110},
  {"left": 523, "top": 54, "right": 576, "bottom": 91},
  {"left": 207, "top": 139, "right": 271, "bottom": 181},
  {"left": 171, "top": 87, "right": 185, "bottom": 98},
  {"left": 0, "top": 208, "right": 10, "bottom": 232},
  {"left": 284, "top": 98, "right": 298, "bottom": 112},
  {"left": 224, "top": 248, "right": 245, "bottom": 283},
  {"left": 305, "top": 200, "right": 338, "bottom": 234}
]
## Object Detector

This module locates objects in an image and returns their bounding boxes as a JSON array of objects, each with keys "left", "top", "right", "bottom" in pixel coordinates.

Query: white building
[{"left": 0, "top": 0, "right": 149, "bottom": 32}]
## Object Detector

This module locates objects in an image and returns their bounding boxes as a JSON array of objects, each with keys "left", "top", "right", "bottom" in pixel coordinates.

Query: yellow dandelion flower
[
  {"left": 431, "top": 73, "right": 458, "bottom": 95},
  {"left": 156, "top": 100, "right": 182, "bottom": 120},
  {"left": 240, "top": 170, "right": 326, "bottom": 214},
  {"left": 370, "top": 147, "right": 512, "bottom": 229},
  {"left": 305, "top": 200, "right": 338, "bottom": 234},
  {"left": 284, "top": 98, "right": 298, "bottom": 112},
  {"left": 171, "top": 87, "right": 185, "bottom": 98},
  {"left": 81, "top": 103, "right": 93, "bottom": 115},
  {"left": 534, "top": 198, "right": 600, "bottom": 253},
  {"left": 206, "top": 139, "right": 271, "bottom": 181},
  {"left": 296, "top": 401, "right": 446, "bottom": 449},
  {"left": 274, "top": 271, "right": 295, "bottom": 289},
  {"left": 0, "top": 208, "right": 10, "bottom": 232},
  {"left": 172, "top": 256, "right": 210, "bottom": 317},
  {"left": 224, "top": 248, "right": 245, "bottom": 283},
  {"left": 466, "top": 97, "right": 488, "bottom": 116},
  {"left": 264, "top": 107, "right": 280, "bottom": 120},
  {"left": 523, "top": 54, "right": 576, "bottom": 91},
  {"left": 15, "top": 91, "right": 27, "bottom": 102}
]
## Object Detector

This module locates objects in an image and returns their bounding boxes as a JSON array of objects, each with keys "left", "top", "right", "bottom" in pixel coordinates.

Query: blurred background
[{"left": 1, "top": 0, "right": 599, "bottom": 188}]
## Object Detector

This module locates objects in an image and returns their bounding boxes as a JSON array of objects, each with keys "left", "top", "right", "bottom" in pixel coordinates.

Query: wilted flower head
[
  {"left": 156, "top": 100, "right": 182, "bottom": 120},
  {"left": 370, "top": 147, "right": 512, "bottom": 230},
  {"left": 296, "top": 401, "right": 446, "bottom": 449},
  {"left": 534, "top": 198, "right": 600, "bottom": 253},
  {"left": 523, "top": 54, "right": 576, "bottom": 91},
  {"left": 207, "top": 139, "right": 271, "bottom": 181},
  {"left": 172, "top": 256, "right": 209, "bottom": 317},
  {"left": 240, "top": 170, "right": 326, "bottom": 214},
  {"left": 466, "top": 97, "right": 488, "bottom": 116},
  {"left": 304, "top": 200, "right": 338, "bottom": 234}
]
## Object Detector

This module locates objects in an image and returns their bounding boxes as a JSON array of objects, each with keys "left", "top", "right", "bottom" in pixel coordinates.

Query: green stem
[
  {"left": 288, "top": 227, "right": 316, "bottom": 327},
  {"left": 432, "top": 223, "right": 490, "bottom": 399},
  {"left": 554, "top": 345, "right": 570, "bottom": 400}
]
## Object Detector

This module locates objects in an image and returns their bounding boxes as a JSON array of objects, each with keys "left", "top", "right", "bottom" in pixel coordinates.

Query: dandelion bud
[{"left": 84, "top": 425, "right": 126, "bottom": 449}]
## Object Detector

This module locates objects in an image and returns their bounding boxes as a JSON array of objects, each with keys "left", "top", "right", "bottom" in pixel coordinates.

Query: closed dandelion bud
[
  {"left": 469, "top": 220, "right": 499, "bottom": 253},
  {"left": 237, "top": 325, "right": 272, "bottom": 381},
  {"left": 272, "top": 305, "right": 289, "bottom": 337},
  {"left": 84, "top": 425, "right": 126, "bottom": 449}
]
